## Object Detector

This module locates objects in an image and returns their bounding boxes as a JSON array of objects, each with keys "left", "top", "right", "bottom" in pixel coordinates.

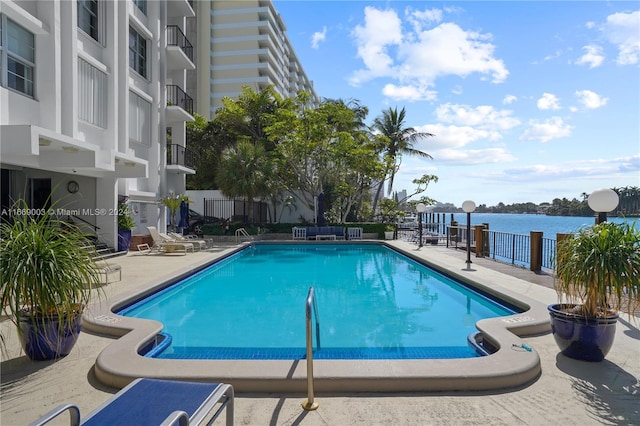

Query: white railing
[{"left": 234, "top": 228, "right": 252, "bottom": 243}]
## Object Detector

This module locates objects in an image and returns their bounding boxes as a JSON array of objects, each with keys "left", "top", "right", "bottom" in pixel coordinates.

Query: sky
[{"left": 273, "top": 1, "right": 640, "bottom": 207}]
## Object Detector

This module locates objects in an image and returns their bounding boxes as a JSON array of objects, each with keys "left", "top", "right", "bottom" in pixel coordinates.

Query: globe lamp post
[
  {"left": 416, "top": 203, "right": 426, "bottom": 249},
  {"left": 587, "top": 188, "right": 619, "bottom": 224},
  {"left": 461, "top": 200, "right": 476, "bottom": 270}
]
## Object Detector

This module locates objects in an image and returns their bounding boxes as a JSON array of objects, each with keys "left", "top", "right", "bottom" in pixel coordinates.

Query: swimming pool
[
  {"left": 119, "top": 244, "right": 519, "bottom": 360},
  {"left": 88, "top": 241, "right": 550, "bottom": 392}
]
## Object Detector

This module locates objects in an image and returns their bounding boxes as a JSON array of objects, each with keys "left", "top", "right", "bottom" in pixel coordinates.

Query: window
[
  {"left": 78, "top": 58, "right": 107, "bottom": 128},
  {"left": 0, "top": 16, "right": 35, "bottom": 97},
  {"left": 133, "top": 0, "right": 147, "bottom": 15},
  {"left": 129, "top": 91, "right": 151, "bottom": 146},
  {"left": 129, "top": 27, "right": 147, "bottom": 78},
  {"left": 78, "top": 0, "right": 99, "bottom": 41}
]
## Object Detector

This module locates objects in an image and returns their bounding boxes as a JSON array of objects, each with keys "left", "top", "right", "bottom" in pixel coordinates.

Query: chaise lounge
[
  {"left": 143, "top": 226, "right": 194, "bottom": 255},
  {"left": 29, "top": 378, "right": 234, "bottom": 426}
]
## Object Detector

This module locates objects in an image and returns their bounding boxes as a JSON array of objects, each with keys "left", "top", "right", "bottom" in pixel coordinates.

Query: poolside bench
[{"left": 306, "top": 226, "right": 345, "bottom": 240}]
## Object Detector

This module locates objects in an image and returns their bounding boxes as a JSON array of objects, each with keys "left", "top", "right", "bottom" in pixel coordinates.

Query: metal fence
[
  {"left": 203, "top": 198, "right": 268, "bottom": 223},
  {"left": 444, "top": 225, "right": 556, "bottom": 271}
]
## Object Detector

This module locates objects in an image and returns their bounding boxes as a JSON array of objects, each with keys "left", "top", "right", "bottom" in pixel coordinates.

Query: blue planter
[
  {"left": 118, "top": 230, "right": 132, "bottom": 252},
  {"left": 18, "top": 312, "right": 83, "bottom": 361},
  {"left": 548, "top": 304, "right": 618, "bottom": 362}
]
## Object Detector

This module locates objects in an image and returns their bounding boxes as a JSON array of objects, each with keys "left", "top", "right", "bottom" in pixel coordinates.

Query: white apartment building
[
  {"left": 193, "top": 0, "right": 319, "bottom": 118},
  {"left": 0, "top": 0, "right": 196, "bottom": 250}
]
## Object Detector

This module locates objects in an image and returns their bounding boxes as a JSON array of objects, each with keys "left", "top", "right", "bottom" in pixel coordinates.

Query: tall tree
[
  {"left": 266, "top": 93, "right": 384, "bottom": 221},
  {"left": 214, "top": 85, "right": 283, "bottom": 150},
  {"left": 185, "top": 113, "right": 228, "bottom": 189},
  {"left": 371, "top": 107, "right": 434, "bottom": 217},
  {"left": 215, "top": 141, "right": 272, "bottom": 224}
]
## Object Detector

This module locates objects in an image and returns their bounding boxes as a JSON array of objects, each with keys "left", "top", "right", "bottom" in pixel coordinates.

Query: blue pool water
[{"left": 120, "top": 244, "right": 520, "bottom": 360}]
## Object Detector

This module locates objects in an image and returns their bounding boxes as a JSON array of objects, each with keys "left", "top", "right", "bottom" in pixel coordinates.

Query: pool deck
[{"left": 2, "top": 240, "right": 639, "bottom": 425}]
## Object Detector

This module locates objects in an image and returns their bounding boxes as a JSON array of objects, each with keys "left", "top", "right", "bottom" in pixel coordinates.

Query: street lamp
[
  {"left": 461, "top": 200, "right": 476, "bottom": 270},
  {"left": 587, "top": 188, "right": 619, "bottom": 224},
  {"left": 416, "top": 203, "right": 426, "bottom": 249}
]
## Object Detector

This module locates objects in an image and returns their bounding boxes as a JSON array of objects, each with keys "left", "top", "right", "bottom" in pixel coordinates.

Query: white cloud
[
  {"left": 434, "top": 103, "right": 520, "bottom": 131},
  {"left": 311, "top": 26, "right": 327, "bottom": 49},
  {"left": 503, "top": 95, "right": 517, "bottom": 105},
  {"left": 575, "top": 90, "right": 608, "bottom": 109},
  {"left": 520, "top": 117, "right": 573, "bottom": 143},
  {"left": 349, "top": 6, "right": 509, "bottom": 98},
  {"left": 576, "top": 45, "right": 605, "bottom": 68},
  {"left": 405, "top": 7, "right": 443, "bottom": 33},
  {"left": 433, "top": 147, "right": 516, "bottom": 164},
  {"left": 382, "top": 83, "right": 437, "bottom": 102},
  {"left": 415, "top": 123, "right": 498, "bottom": 149},
  {"left": 484, "top": 155, "right": 640, "bottom": 182},
  {"left": 349, "top": 7, "right": 403, "bottom": 85},
  {"left": 601, "top": 11, "right": 640, "bottom": 65},
  {"left": 543, "top": 49, "right": 562, "bottom": 62},
  {"left": 537, "top": 93, "right": 561, "bottom": 110}
]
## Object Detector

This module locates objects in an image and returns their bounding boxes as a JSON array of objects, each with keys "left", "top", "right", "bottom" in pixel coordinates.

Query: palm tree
[
  {"left": 215, "top": 141, "right": 272, "bottom": 224},
  {"left": 371, "top": 107, "right": 434, "bottom": 216}
]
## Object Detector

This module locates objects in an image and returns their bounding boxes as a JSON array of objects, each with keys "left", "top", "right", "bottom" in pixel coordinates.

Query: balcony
[
  {"left": 167, "top": 0, "right": 195, "bottom": 18},
  {"left": 166, "top": 144, "right": 195, "bottom": 174},
  {"left": 166, "top": 85, "right": 194, "bottom": 123},
  {"left": 166, "top": 25, "right": 195, "bottom": 70}
]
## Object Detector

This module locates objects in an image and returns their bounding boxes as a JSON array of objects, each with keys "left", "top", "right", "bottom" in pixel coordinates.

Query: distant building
[{"left": 191, "top": 0, "right": 320, "bottom": 118}]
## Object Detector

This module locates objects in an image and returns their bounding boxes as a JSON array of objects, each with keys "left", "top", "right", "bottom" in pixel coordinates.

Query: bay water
[{"left": 439, "top": 213, "right": 634, "bottom": 240}]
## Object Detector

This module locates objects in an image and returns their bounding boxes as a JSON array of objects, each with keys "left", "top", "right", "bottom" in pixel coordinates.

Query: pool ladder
[
  {"left": 302, "top": 286, "right": 320, "bottom": 411},
  {"left": 235, "top": 228, "right": 252, "bottom": 243}
]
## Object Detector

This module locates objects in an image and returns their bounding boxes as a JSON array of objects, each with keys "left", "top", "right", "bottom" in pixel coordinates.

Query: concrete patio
[{"left": 1, "top": 240, "right": 638, "bottom": 425}]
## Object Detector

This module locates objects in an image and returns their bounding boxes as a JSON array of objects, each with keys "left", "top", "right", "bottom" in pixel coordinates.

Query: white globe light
[
  {"left": 587, "top": 189, "right": 619, "bottom": 213},
  {"left": 416, "top": 203, "right": 427, "bottom": 213},
  {"left": 461, "top": 200, "right": 476, "bottom": 213}
]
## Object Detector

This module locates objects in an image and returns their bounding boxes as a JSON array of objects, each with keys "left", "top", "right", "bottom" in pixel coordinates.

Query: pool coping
[{"left": 84, "top": 241, "right": 551, "bottom": 392}]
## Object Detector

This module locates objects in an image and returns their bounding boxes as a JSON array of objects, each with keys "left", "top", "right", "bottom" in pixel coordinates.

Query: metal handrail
[
  {"left": 234, "top": 228, "right": 252, "bottom": 243},
  {"left": 301, "top": 287, "right": 320, "bottom": 411}
]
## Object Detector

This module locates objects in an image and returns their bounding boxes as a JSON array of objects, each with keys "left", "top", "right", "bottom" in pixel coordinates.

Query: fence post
[
  {"left": 450, "top": 220, "right": 458, "bottom": 245},
  {"left": 555, "top": 233, "right": 572, "bottom": 273},
  {"left": 482, "top": 223, "right": 490, "bottom": 256},
  {"left": 530, "top": 231, "right": 543, "bottom": 272},
  {"left": 474, "top": 224, "right": 483, "bottom": 257}
]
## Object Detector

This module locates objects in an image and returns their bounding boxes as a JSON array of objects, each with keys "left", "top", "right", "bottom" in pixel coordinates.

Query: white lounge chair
[
  {"left": 146, "top": 226, "right": 194, "bottom": 255},
  {"left": 168, "top": 232, "right": 208, "bottom": 250}
]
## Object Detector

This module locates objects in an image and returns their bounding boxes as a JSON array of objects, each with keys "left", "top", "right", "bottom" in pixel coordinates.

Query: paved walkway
[{"left": 1, "top": 240, "right": 639, "bottom": 426}]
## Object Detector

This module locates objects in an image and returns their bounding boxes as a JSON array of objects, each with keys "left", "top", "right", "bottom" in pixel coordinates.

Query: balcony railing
[
  {"left": 166, "top": 25, "right": 193, "bottom": 62},
  {"left": 166, "top": 85, "right": 193, "bottom": 115},
  {"left": 167, "top": 144, "right": 195, "bottom": 169}
]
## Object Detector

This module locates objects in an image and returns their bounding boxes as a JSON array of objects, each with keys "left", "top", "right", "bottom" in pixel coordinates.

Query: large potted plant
[
  {"left": 159, "top": 194, "right": 190, "bottom": 232},
  {"left": 549, "top": 221, "right": 640, "bottom": 361},
  {"left": 117, "top": 203, "right": 135, "bottom": 252},
  {"left": 0, "top": 199, "right": 101, "bottom": 360}
]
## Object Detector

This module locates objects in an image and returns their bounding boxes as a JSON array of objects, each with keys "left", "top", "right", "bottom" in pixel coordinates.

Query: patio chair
[
  {"left": 168, "top": 232, "right": 208, "bottom": 250},
  {"left": 146, "top": 226, "right": 193, "bottom": 255},
  {"left": 29, "top": 378, "right": 234, "bottom": 426},
  {"left": 347, "top": 227, "right": 363, "bottom": 240},
  {"left": 292, "top": 227, "right": 307, "bottom": 240}
]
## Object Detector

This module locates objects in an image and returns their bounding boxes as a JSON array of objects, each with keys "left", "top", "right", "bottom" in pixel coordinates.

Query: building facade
[
  {"left": 0, "top": 0, "right": 196, "bottom": 249},
  {"left": 192, "top": 0, "right": 319, "bottom": 118}
]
